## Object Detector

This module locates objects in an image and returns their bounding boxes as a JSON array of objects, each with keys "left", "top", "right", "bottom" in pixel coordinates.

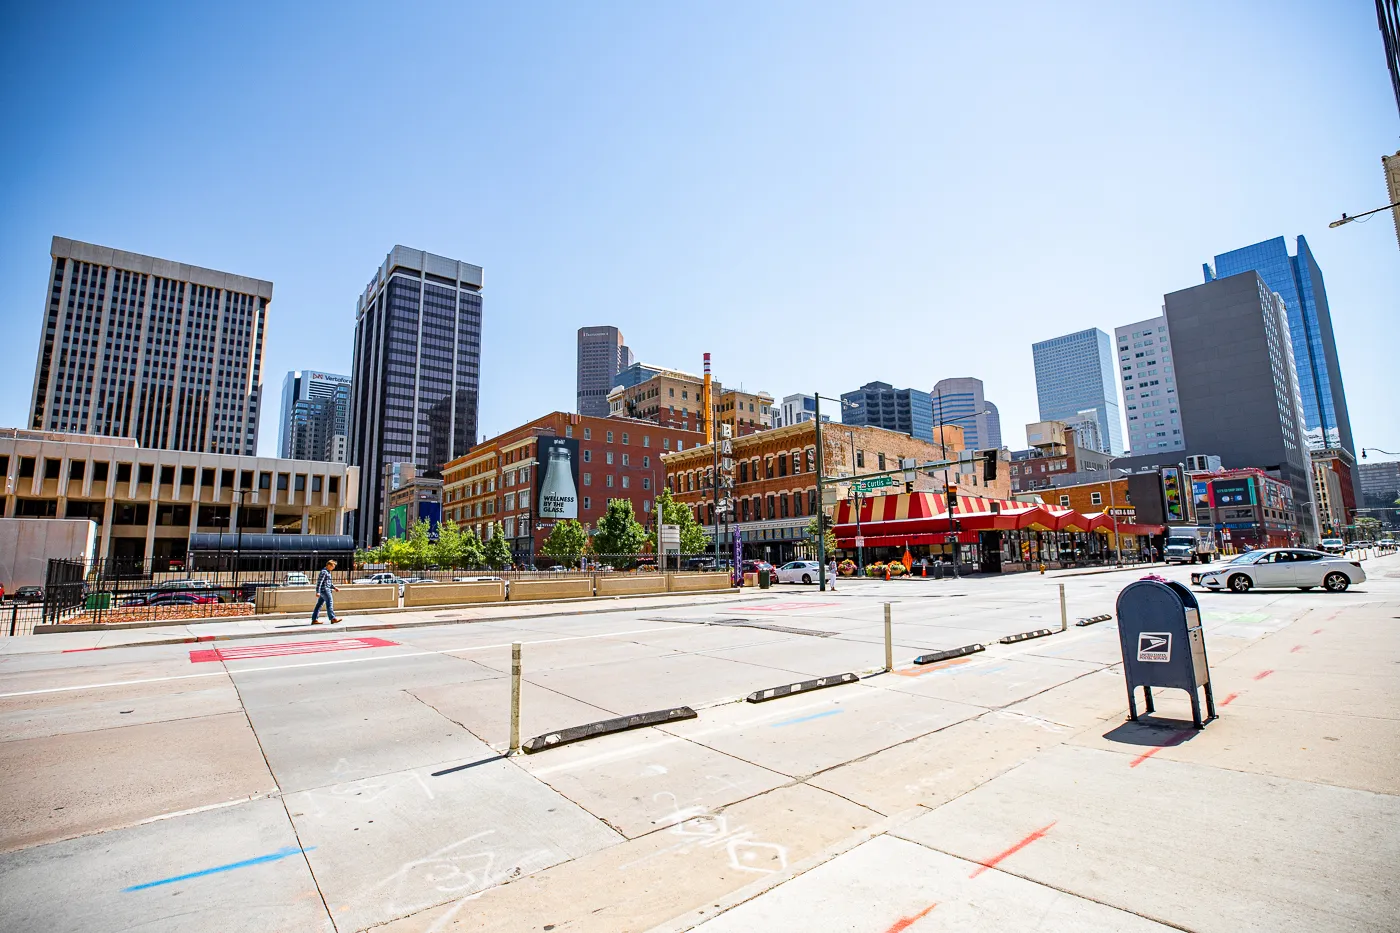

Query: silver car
[
  {"left": 1195, "top": 548, "right": 1364, "bottom": 593},
  {"left": 775, "top": 560, "right": 823, "bottom": 584}
]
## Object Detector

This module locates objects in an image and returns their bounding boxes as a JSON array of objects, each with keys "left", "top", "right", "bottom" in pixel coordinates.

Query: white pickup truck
[{"left": 1164, "top": 526, "right": 1217, "bottom": 565}]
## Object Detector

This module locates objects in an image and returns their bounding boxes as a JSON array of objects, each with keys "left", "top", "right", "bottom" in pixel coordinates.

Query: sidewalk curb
[{"left": 40, "top": 592, "right": 769, "bottom": 655}]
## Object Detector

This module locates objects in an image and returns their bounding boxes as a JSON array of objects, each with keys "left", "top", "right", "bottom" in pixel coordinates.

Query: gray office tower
[
  {"left": 30, "top": 236, "right": 270, "bottom": 454},
  {"left": 1030, "top": 328, "right": 1123, "bottom": 455},
  {"left": 840, "top": 382, "right": 934, "bottom": 442},
  {"left": 1162, "top": 271, "right": 1318, "bottom": 540},
  {"left": 279, "top": 370, "right": 351, "bottom": 462},
  {"left": 577, "top": 326, "right": 633, "bottom": 417},
  {"left": 931, "top": 377, "right": 1002, "bottom": 450},
  {"left": 350, "top": 247, "right": 482, "bottom": 546}
]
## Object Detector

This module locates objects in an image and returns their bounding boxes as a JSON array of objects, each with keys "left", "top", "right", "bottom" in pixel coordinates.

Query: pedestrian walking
[
  {"left": 312, "top": 560, "right": 340, "bottom": 624},
  {"left": 827, "top": 558, "right": 838, "bottom": 591}
]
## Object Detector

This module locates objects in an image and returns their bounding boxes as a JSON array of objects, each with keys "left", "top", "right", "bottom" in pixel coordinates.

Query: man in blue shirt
[{"left": 312, "top": 559, "right": 340, "bottom": 624}]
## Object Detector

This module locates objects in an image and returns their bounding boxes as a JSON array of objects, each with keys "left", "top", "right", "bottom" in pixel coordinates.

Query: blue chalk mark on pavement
[
  {"left": 123, "top": 845, "right": 315, "bottom": 891},
  {"left": 770, "top": 709, "right": 844, "bottom": 728}
]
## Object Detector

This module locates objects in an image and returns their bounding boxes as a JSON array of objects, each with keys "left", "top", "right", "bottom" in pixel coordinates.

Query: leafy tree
[
  {"left": 459, "top": 525, "right": 485, "bottom": 569},
  {"left": 541, "top": 519, "right": 589, "bottom": 566},
  {"left": 653, "top": 488, "right": 708, "bottom": 554},
  {"left": 483, "top": 523, "right": 514, "bottom": 569},
  {"left": 807, "top": 513, "right": 837, "bottom": 556},
  {"left": 380, "top": 537, "right": 412, "bottom": 571},
  {"left": 432, "top": 519, "right": 466, "bottom": 569},
  {"left": 405, "top": 518, "right": 433, "bottom": 570},
  {"left": 593, "top": 498, "right": 648, "bottom": 566}
]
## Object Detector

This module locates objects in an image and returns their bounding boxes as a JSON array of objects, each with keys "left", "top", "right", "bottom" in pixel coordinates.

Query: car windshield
[
  {"left": 1228, "top": 551, "right": 1263, "bottom": 564},
  {"left": 1166, "top": 537, "right": 1194, "bottom": 547}
]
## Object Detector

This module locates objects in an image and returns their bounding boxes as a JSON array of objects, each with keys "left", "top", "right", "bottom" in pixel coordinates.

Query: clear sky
[{"left": 1, "top": 2, "right": 1395, "bottom": 461}]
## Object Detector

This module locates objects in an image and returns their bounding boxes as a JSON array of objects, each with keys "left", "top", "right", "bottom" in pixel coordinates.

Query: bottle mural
[{"left": 538, "top": 437, "right": 580, "bottom": 520}]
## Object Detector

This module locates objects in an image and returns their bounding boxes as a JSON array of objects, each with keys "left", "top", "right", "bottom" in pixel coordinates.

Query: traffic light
[
  {"left": 983, "top": 449, "right": 997, "bottom": 481},
  {"left": 946, "top": 484, "right": 958, "bottom": 511}
]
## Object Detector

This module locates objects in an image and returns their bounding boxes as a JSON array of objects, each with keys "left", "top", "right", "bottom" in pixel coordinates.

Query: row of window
[{"left": 1, "top": 455, "right": 339, "bottom": 496}]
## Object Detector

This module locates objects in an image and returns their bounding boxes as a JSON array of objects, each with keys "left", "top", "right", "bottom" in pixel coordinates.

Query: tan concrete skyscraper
[
  {"left": 577, "top": 326, "right": 633, "bottom": 417},
  {"left": 29, "top": 237, "right": 271, "bottom": 455}
]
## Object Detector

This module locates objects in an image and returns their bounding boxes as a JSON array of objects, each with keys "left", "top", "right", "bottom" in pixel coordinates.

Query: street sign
[
  {"left": 659, "top": 524, "right": 680, "bottom": 550},
  {"left": 852, "top": 475, "right": 896, "bottom": 493},
  {"left": 855, "top": 536, "right": 865, "bottom": 548}
]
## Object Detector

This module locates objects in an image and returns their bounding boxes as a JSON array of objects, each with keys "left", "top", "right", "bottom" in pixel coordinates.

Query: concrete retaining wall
[
  {"left": 595, "top": 574, "right": 667, "bottom": 597},
  {"left": 405, "top": 581, "right": 504, "bottom": 607},
  {"left": 508, "top": 578, "right": 594, "bottom": 601},
  {"left": 666, "top": 572, "right": 734, "bottom": 593},
  {"left": 260, "top": 584, "right": 397, "bottom": 613}
]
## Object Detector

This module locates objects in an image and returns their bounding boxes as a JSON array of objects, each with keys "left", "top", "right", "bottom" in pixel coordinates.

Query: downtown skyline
[{"left": 0, "top": 3, "right": 1396, "bottom": 463}]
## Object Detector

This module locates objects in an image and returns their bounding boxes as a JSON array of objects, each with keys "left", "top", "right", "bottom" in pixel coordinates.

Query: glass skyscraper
[
  {"left": 1206, "top": 236, "right": 1353, "bottom": 456},
  {"left": 931, "top": 377, "right": 1001, "bottom": 450},
  {"left": 279, "top": 370, "right": 352, "bottom": 462},
  {"left": 1031, "top": 328, "right": 1124, "bottom": 455},
  {"left": 840, "top": 381, "right": 934, "bottom": 442},
  {"left": 350, "top": 247, "right": 482, "bottom": 546}
]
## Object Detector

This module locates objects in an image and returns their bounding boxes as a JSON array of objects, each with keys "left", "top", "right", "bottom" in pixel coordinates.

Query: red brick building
[{"left": 442, "top": 412, "right": 699, "bottom": 566}]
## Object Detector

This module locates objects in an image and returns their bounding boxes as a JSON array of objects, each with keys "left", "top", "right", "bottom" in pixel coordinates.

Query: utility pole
[
  {"left": 815, "top": 393, "right": 827, "bottom": 592},
  {"left": 711, "top": 397, "right": 720, "bottom": 563}
]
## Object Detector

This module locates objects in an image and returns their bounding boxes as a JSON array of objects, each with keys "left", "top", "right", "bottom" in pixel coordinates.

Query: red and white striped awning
[{"left": 832, "top": 493, "right": 1162, "bottom": 547}]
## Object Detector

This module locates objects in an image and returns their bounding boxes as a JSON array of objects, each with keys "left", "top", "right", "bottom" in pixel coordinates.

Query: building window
[
  {"left": 565, "top": 426, "right": 573, "bottom": 438},
  {"left": 584, "top": 428, "right": 591, "bottom": 440},
  {"left": 1091, "top": 492, "right": 1102, "bottom": 505},
  {"left": 643, "top": 436, "right": 650, "bottom": 448},
  {"left": 606, "top": 451, "right": 614, "bottom": 465},
  {"left": 621, "top": 433, "right": 628, "bottom": 445},
  {"left": 607, "top": 431, "right": 614, "bottom": 443},
  {"left": 642, "top": 477, "right": 650, "bottom": 490},
  {"left": 607, "top": 475, "right": 614, "bottom": 488},
  {"left": 582, "top": 474, "right": 591, "bottom": 487},
  {"left": 856, "top": 450, "right": 865, "bottom": 468},
  {"left": 583, "top": 449, "right": 592, "bottom": 463},
  {"left": 622, "top": 476, "right": 630, "bottom": 489},
  {"left": 582, "top": 497, "right": 590, "bottom": 511},
  {"left": 1059, "top": 495, "right": 1070, "bottom": 507}
]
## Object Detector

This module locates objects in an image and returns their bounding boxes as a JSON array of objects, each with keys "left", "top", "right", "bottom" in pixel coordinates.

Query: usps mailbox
[{"left": 1115, "top": 579, "right": 1217, "bottom": 729}]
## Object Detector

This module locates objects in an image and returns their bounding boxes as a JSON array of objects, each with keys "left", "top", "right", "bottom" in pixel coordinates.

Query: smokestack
[{"left": 703, "top": 352, "right": 713, "bottom": 446}]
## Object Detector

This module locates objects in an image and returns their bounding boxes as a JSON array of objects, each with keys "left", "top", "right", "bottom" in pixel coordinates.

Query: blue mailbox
[{"left": 1115, "top": 578, "right": 1216, "bottom": 729}]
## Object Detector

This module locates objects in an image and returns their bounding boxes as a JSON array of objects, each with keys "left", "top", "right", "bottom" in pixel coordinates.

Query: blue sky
[{"left": 1, "top": 2, "right": 1395, "bottom": 460}]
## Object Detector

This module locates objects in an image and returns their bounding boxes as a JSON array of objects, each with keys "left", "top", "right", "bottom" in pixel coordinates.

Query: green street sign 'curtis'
[{"left": 853, "top": 475, "right": 896, "bottom": 492}]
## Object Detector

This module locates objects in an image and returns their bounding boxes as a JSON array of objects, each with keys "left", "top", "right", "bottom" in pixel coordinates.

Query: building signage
[
  {"left": 537, "top": 436, "right": 580, "bottom": 520},
  {"left": 1212, "top": 477, "right": 1254, "bottom": 507},
  {"left": 387, "top": 504, "right": 409, "bottom": 539},
  {"left": 1162, "top": 467, "right": 1185, "bottom": 523},
  {"left": 1192, "top": 480, "right": 1210, "bottom": 514},
  {"left": 418, "top": 501, "right": 441, "bottom": 536}
]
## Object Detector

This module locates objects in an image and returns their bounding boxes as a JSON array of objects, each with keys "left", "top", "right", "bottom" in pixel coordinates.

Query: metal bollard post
[
  {"left": 1059, "top": 583, "right": 1067, "bottom": 633},
  {"left": 9, "top": 604, "right": 17, "bottom": 636},
  {"left": 509, "top": 642, "right": 522, "bottom": 755},
  {"left": 884, "top": 602, "right": 893, "bottom": 672}
]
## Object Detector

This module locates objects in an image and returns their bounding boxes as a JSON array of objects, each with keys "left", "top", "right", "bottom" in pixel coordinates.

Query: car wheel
[
  {"left": 1323, "top": 572, "right": 1349, "bottom": 593},
  {"left": 1228, "top": 574, "right": 1252, "bottom": 593},
  {"left": 802, "top": 573, "right": 812, "bottom": 584}
]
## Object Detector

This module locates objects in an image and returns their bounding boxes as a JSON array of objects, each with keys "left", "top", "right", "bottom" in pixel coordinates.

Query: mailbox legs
[{"left": 1126, "top": 684, "right": 1157, "bottom": 721}]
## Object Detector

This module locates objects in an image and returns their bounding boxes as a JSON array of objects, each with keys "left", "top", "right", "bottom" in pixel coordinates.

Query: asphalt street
[{"left": 1, "top": 556, "right": 1397, "bottom": 932}]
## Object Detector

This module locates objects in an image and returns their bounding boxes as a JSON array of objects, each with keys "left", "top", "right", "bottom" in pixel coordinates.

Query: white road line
[{"left": 0, "top": 625, "right": 678, "bottom": 698}]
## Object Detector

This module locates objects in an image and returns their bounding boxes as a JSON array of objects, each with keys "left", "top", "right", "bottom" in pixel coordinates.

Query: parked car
[
  {"left": 399, "top": 576, "right": 436, "bottom": 585},
  {"left": 453, "top": 576, "right": 502, "bottom": 583},
  {"left": 741, "top": 560, "right": 775, "bottom": 575},
  {"left": 123, "top": 592, "right": 219, "bottom": 607},
  {"left": 1318, "top": 538, "right": 1347, "bottom": 555},
  {"left": 1194, "top": 548, "right": 1364, "bottom": 593},
  {"left": 284, "top": 572, "right": 311, "bottom": 586},
  {"left": 775, "top": 560, "right": 823, "bottom": 584},
  {"left": 355, "top": 572, "right": 408, "bottom": 595},
  {"left": 150, "top": 578, "right": 214, "bottom": 592},
  {"left": 12, "top": 586, "right": 44, "bottom": 603}
]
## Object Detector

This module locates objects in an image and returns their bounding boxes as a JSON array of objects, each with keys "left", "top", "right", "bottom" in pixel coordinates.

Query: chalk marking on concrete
[
  {"left": 769, "top": 709, "right": 844, "bottom": 728},
  {"left": 123, "top": 844, "right": 314, "bottom": 891},
  {"left": 1128, "top": 729, "right": 1194, "bottom": 768},
  {"left": 1219, "top": 692, "right": 1240, "bottom": 706},
  {"left": 0, "top": 625, "right": 679, "bottom": 698},
  {"left": 1254, "top": 669, "right": 1274, "bottom": 680},
  {"left": 885, "top": 901, "right": 939, "bottom": 932},
  {"left": 968, "top": 822, "right": 1056, "bottom": 878}
]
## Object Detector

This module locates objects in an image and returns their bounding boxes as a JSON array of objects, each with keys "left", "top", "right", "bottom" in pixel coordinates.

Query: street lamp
[
  {"left": 232, "top": 488, "right": 246, "bottom": 585},
  {"left": 1329, "top": 202, "right": 1400, "bottom": 228},
  {"left": 1362, "top": 448, "right": 1399, "bottom": 458}
]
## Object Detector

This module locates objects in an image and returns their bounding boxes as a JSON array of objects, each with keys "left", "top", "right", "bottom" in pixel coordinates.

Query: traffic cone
[{"left": 884, "top": 565, "right": 891, "bottom": 581}]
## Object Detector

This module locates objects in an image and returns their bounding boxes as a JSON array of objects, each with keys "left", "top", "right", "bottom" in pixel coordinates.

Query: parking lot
[{"left": 1, "top": 555, "right": 1398, "bottom": 932}]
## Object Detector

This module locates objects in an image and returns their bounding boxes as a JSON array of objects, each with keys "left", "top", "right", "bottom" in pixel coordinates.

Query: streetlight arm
[
  {"left": 1362, "top": 448, "right": 1399, "bottom": 458},
  {"left": 1330, "top": 202, "right": 1400, "bottom": 228}
]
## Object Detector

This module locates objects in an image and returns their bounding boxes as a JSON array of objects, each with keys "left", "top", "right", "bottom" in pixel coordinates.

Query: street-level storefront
[{"left": 832, "top": 492, "right": 1165, "bottom": 573}]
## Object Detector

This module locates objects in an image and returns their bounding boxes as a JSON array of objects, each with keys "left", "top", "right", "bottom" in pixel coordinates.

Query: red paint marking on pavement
[
  {"left": 1290, "top": 645, "right": 1305, "bottom": 653},
  {"left": 1220, "top": 692, "right": 1240, "bottom": 706},
  {"left": 1312, "top": 629, "right": 1323, "bottom": 635},
  {"left": 1254, "top": 669, "right": 1273, "bottom": 680},
  {"left": 968, "top": 822, "right": 1056, "bottom": 878},
  {"left": 893, "top": 657, "right": 973, "bottom": 677},
  {"left": 62, "top": 647, "right": 103, "bottom": 653},
  {"left": 1129, "top": 729, "right": 1194, "bottom": 768},
  {"left": 189, "top": 637, "right": 398, "bottom": 663},
  {"left": 884, "top": 901, "right": 938, "bottom": 932}
]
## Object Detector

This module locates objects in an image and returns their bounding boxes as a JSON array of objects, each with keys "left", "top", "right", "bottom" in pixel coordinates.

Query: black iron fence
[{"left": 352, "top": 554, "right": 738, "bottom": 584}]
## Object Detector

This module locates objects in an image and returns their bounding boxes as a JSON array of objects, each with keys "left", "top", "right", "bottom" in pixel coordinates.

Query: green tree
[
  {"left": 807, "top": 513, "right": 837, "bottom": 555},
  {"left": 380, "top": 536, "right": 412, "bottom": 572},
  {"left": 432, "top": 519, "right": 465, "bottom": 569},
  {"left": 653, "top": 488, "right": 708, "bottom": 554},
  {"left": 483, "top": 523, "right": 514, "bottom": 569},
  {"left": 459, "top": 525, "right": 485, "bottom": 569},
  {"left": 540, "top": 519, "right": 589, "bottom": 566},
  {"left": 593, "top": 498, "right": 648, "bottom": 566},
  {"left": 405, "top": 518, "right": 433, "bottom": 570}
]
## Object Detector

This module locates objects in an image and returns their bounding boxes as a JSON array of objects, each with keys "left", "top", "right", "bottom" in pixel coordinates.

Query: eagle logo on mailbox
[{"left": 1137, "top": 632, "right": 1171, "bottom": 662}]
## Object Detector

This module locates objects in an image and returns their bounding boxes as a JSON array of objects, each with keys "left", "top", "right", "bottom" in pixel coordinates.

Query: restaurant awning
[{"left": 832, "top": 493, "right": 1163, "bottom": 546}]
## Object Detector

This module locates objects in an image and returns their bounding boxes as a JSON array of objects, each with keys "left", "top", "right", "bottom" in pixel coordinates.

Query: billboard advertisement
[
  {"left": 1192, "top": 480, "right": 1210, "bottom": 515},
  {"left": 418, "top": 501, "right": 442, "bottom": 536},
  {"left": 536, "top": 436, "right": 581, "bottom": 521},
  {"left": 387, "top": 504, "right": 409, "bottom": 539},
  {"left": 1211, "top": 477, "right": 1254, "bottom": 507},
  {"left": 1161, "top": 467, "right": 1185, "bottom": 523}
]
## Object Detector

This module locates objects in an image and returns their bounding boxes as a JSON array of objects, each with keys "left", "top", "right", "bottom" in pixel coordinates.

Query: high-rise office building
[
  {"left": 1031, "top": 328, "right": 1123, "bottom": 455},
  {"left": 931, "top": 377, "right": 1000, "bottom": 450},
  {"left": 840, "top": 382, "right": 934, "bottom": 442},
  {"left": 1160, "top": 271, "right": 1318, "bottom": 540},
  {"left": 774, "top": 393, "right": 827, "bottom": 428},
  {"left": 1206, "top": 237, "right": 1354, "bottom": 455},
  {"left": 1113, "top": 316, "right": 1183, "bottom": 454},
  {"left": 349, "top": 247, "right": 483, "bottom": 546},
  {"left": 29, "top": 236, "right": 270, "bottom": 455},
  {"left": 577, "top": 326, "right": 634, "bottom": 417},
  {"left": 279, "top": 370, "right": 352, "bottom": 462}
]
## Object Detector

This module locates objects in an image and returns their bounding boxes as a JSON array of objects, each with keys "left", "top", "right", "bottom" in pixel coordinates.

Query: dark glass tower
[{"left": 350, "top": 247, "right": 482, "bottom": 546}]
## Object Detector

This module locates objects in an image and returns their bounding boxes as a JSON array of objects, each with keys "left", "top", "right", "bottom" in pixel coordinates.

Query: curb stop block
[
  {"left": 1000, "top": 628, "right": 1054, "bottom": 644},
  {"left": 913, "top": 643, "right": 986, "bottom": 665},
  {"left": 522, "top": 707, "right": 697, "bottom": 754},
  {"left": 746, "top": 672, "right": 858, "bottom": 703},
  {"left": 1076, "top": 614, "right": 1113, "bottom": 627}
]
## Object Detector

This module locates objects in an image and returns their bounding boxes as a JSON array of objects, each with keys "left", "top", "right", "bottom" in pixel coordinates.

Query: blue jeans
[{"left": 312, "top": 593, "right": 337, "bottom": 622}]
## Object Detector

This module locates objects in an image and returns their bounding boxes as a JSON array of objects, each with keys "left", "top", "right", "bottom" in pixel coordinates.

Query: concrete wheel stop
[
  {"left": 521, "top": 707, "right": 698, "bottom": 753},
  {"left": 745, "top": 673, "right": 859, "bottom": 703}
]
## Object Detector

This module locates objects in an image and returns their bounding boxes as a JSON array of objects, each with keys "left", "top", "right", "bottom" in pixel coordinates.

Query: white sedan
[
  {"left": 775, "top": 560, "right": 824, "bottom": 584},
  {"left": 1195, "top": 548, "right": 1365, "bottom": 594}
]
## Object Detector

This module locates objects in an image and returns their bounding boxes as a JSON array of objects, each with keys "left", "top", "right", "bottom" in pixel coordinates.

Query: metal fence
[{"left": 351, "top": 554, "right": 739, "bottom": 584}]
